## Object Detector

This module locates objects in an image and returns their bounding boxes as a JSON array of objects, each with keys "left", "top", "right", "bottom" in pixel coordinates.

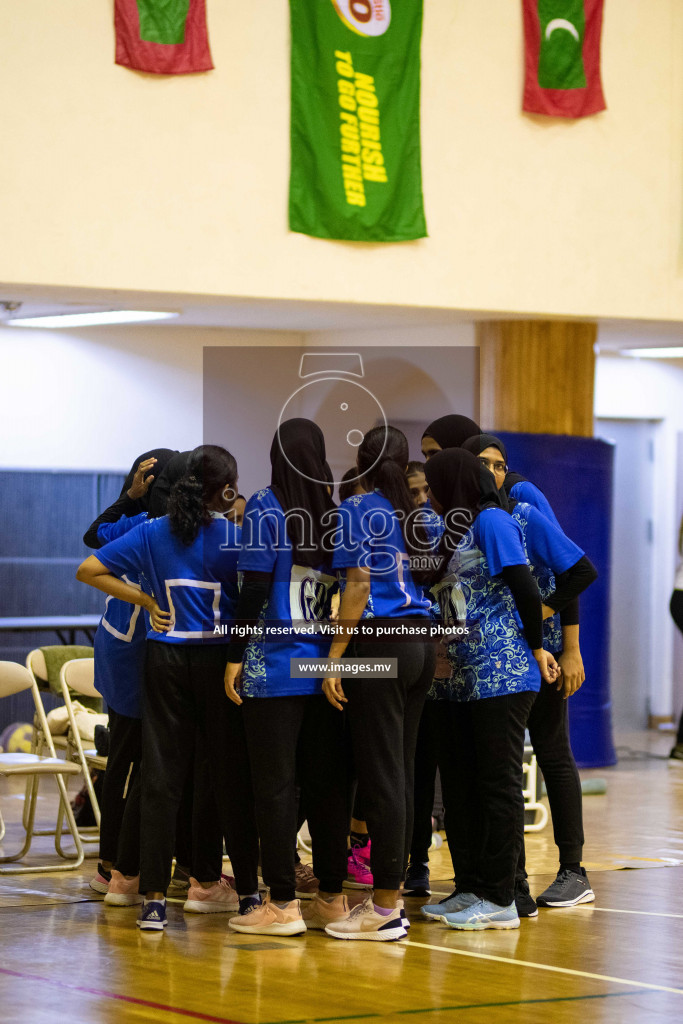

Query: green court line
[{"left": 263, "top": 989, "right": 647, "bottom": 1024}]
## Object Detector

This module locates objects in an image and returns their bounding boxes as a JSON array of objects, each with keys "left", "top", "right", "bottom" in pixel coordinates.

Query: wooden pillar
[{"left": 477, "top": 320, "right": 596, "bottom": 436}]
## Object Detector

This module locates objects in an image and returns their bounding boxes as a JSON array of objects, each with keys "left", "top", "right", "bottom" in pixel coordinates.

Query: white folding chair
[
  {"left": 23, "top": 649, "right": 71, "bottom": 836},
  {"left": 0, "top": 660, "right": 84, "bottom": 873},
  {"left": 57, "top": 659, "right": 107, "bottom": 839},
  {"left": 523, "top": 744, "right": 549, "bottom": 833}
]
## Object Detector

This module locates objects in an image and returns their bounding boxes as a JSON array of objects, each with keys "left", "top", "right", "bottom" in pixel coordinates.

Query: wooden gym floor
[{"left": 1, "top": 729, "right": 682, "bottom": 1024}]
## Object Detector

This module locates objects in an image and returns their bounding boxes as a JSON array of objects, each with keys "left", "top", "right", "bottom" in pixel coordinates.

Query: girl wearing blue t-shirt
[
  {"left": 322, "top": 425, "right": 436, "bottom": 942},
  {"left": 77, "top": 445, "right": 259, "bottom": 932},
  {"left": 423, "top": 448, "right": 560, "bottom": 932},
  {"left": 462, "top": 433, "right": 598, "bottom": 911},
  {"left": 83, "top": 448, "right": 176, "bottom": 896},
  {"left": 224, "top": 419, "right": 349, "bottom": 937}
]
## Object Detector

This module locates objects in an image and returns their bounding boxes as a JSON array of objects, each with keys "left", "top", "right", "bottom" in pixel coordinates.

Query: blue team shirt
[
  {"left": 91, "top": 513, "right": 149, "bottom": 718},
  {"left": 95, "top": 513, "right": 150, "bottom": 650},
  {"left": 511, "top": 502, "right": 584, "bottom": 655},
  {"left": 332, "top": 491, "right": 432, "bottom": 620},
  {"left": 237, "top": 488, "right": 337, "bottom": 698},
  {"left": 97, "top": 514, "right": 240, "bottom": 643},
  {"left": 431, "top": 506, "right": 541, "bottom": 701},
  {"left": 509, "top": 480, "right": 560, "bottom": 529}
]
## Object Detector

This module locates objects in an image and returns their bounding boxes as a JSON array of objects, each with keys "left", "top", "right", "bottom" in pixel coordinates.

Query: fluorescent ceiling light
[
  {"left": 620, "top": 347, "right": 683, "bottom": 359},
  {"left": 6, "top": 310, "right": 179, "bottom": 328}
]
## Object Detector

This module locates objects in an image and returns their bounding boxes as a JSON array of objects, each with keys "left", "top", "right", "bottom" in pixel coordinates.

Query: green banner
[
  {"left": 289, "top": 0, "right": 427, "bottom": 243},
  {"left": 137, "top": 0, "right": 190, "bottom": 46}
]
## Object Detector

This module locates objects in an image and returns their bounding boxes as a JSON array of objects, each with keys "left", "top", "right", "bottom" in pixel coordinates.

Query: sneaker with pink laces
[
  {"left": 183, "top": 876, "right": 239, "bottom": 914},
  {"left": 104, "top": 870, "right": 142, "bottom": 907},
  {"left": 295, "top": 861, "right": 319, "bottom": 899},
  {"left": 302, "top": 893, "right": 350, "bottom": 930},
  {"left": 228, "top": 897, "right": 306, "bottom": 936},
  {"left": 343, "top": 849, "right": 373, "bottom": 889}
]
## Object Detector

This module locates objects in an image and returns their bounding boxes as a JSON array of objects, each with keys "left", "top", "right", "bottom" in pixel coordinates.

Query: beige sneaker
[
  {"left": 183, "top": 876, "right": 239, "bottom": 914},
  {"left": 228, "top": 897, "right": 307, "bottom": 936},
  {"left": 302, "top": 893, "right": 349, "bottom": 930},
  {"left": 103, "top": 870, "right": 142, "bottom": 907},
  {"left": 325, "top": 896, "right": 406, "bottom": 941}
]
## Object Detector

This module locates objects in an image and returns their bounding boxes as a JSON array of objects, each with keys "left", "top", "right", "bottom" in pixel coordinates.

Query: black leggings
[
  {"left": 446, "top": 690, "right": 536, "bottom": 908},
  {"left": 241, "top": 693, "right": 349, "bottom": 902},
  {"left": 99, "top": 708, "right": 141, "bottom": 867},
  {"left": 670, "top": 591, "right": 683, "bottom": 744},
  {"left": 140, "top": 642, "right": 259, "bottom": 895},
  {"left": 409, "top": 699, "right": 447, "bottom": 865},
  {"left": 345, "top": 628, "right": 435, "bottom": 890},
  {"left": 517, "top": 679, "right": 584, "bottom": 877}
]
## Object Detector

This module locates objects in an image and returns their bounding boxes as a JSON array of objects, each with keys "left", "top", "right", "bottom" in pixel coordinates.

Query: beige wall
[{"left": 3, "top": 2, "right": 683, "bottom": 321}]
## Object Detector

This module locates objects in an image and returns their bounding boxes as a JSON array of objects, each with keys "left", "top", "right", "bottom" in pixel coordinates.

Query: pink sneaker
[
  {"left": 343, "top": 849, "right": 373, "bottom": 889},
  {"left": 302, "top": 893, "right": 350, "bottom": 930},
  {"left": 104, "top": 870, "right": 143, "bottom": 907},
  {"left": 183, "top": 876, "right": 239, "bottom": 914},
  {"left": 89, "top": 864, "right": 111, "bottom": 895},
  {"left": 228, "top": 897, "right": 306, "bottom": 936},
  {"left": 354, "top": 840, "right": 371, "bottom": 866}
]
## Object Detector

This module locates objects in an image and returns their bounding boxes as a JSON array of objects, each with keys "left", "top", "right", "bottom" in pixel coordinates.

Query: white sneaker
[
  {"left": 183, "top": 876, "right": 239, "bottom": 914},
  {"left": 324, "top": 896, "right": 406, "bottom": 941},
  {"left": 228, "top": 897, "right": 307, "bottom": 936}
]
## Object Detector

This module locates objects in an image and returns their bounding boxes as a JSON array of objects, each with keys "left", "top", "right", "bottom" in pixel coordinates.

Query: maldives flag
[
  {"left": 523, "top": 1, "right": 606, "bottom": 117},
  {"left": 115, "top": 0, "right": 213, "bottom": 74}
]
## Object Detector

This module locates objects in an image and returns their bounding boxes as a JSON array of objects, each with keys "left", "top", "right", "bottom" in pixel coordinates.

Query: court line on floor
[
  {"left": 0, "top": 967, "right": 244, "bottom": 1024},
  {"left": 266, "top": 990, "right": 648, "bottom": 1024},
  {"left": 587, "top": 906, "right": 683, "bottom": 920},
  {"left": 402, "top": 939, "right": 683, "bottom": 996}
]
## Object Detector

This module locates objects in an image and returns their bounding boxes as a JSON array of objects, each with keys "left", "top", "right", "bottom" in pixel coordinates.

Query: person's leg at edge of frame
[{"left": 137, "top": 642, "right": 197, "bottom": 930}]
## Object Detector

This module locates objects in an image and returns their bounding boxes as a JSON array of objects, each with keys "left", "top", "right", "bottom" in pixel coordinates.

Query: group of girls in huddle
[{"left": 76, "top": 412, "right": 596, "bottom": 938}]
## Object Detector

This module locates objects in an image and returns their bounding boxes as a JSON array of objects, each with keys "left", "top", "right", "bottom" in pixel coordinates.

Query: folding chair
[
  {"left": 23, "top": 649, "right": 72, "bottom": 838},
  {"left": 0, "top": 660, "right": 84, "bottom": 873},
  {"left": 58, "top": 659, "right": 107, "bottom": 836},
  {"left": 523, "top": 744, "right": 549, "bottom": 833}
]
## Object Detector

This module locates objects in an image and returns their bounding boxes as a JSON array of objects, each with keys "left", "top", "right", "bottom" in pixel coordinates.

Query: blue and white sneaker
[
  {"left": 137, "top": 899, "right": 168, "bottom": 931},
  {"left": 444, "top": 898, "right": 520, "bottom": 931},
  {"left": 421, "top": 891, "right": 479, "bottom": 921}
]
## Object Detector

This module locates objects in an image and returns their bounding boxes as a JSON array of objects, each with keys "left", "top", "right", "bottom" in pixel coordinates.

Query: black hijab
[
  {"left": 461, "top": 433, "right": 508, "bottom": 464},
  {"left": 270, "top": 418, "right": 336, "bottom": 568},
  {"left": 424, "top": 448, "right": 504, "bottom": 553},
  {"left": 503, "top": 470, "right": 527, "bottom": 497},
  {"left": 422, "top": 414, "right": 480, "bottom": 449},
  {"left": 461, "top": 434, "right": 509, "bottom": 510},
  {"left": 146, "top": 450, "right": 191, "bottom": 517},
  {"left": 119, "top": 448, "right": 179, "bottom": 513}
]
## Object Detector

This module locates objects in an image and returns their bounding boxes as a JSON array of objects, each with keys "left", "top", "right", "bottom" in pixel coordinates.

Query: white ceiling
[{"left": 2, "top": 283, "right": 683, "bottom": 347}]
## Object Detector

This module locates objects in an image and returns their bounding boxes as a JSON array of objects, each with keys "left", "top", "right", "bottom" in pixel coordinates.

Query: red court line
[{"left": 0, "top": 966, "right": 245, "bottom": 1024}]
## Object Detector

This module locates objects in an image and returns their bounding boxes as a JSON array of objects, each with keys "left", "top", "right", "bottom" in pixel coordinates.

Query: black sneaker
[
  {"left": 669, "top": 743, "right": 683, "bottom": 764},
  {"left": 537, "top": 868, "right": 595, "bottom": 908},
  {"left": 514, "top": 880, "right": 538, "bottom": 918},
  {"left": 402, "top": 862, "right": 431, "bottom": 897}
]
